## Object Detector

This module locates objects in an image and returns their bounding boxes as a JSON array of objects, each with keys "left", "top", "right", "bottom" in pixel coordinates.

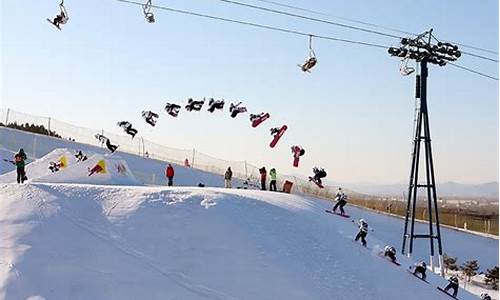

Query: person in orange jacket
[{"left": 166, "top": 164, "right": 175, "bottom": 186}]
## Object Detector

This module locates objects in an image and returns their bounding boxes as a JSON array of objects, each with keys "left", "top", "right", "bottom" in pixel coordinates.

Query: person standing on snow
[
  {"left": 331, "top": 187, "right": 348, "bottom": 215},
  {"left": 259, "top": 167, "right": 267, "bottom": 190},
  {"left": 224, "top": 167, "right": 232, "bottom": 188},
  {"left": 14, "top": 148, "right": 27, "bottom": 184},
  {"left": 354, "top": 218, "right": 369, "bottom": 247},
  {"left": 166, "top": 164, "right": 174, "bottom": 186},
  {"left": 269, "top": 168, "right": 277, "bottom": 191}
]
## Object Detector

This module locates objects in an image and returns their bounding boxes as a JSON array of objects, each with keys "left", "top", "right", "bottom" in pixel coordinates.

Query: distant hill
[{"left": 341, "top": 181, "right": 499, "bottom": 199}]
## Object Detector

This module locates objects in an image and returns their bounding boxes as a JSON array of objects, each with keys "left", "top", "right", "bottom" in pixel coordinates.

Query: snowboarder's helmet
[{"left": 359, "top": 219, "right": 366, "bottom": 224}]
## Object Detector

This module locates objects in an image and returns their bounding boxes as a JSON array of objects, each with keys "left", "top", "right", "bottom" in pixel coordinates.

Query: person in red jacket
[
  {"left": 166, "top": 164, "right": 174, "bottom": 186},
  {"left": 259, "top": 166, "right": 267, "bottom": 191}
]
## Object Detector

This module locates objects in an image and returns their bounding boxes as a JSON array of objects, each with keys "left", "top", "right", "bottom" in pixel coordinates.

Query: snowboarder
[
  {"left": 229, "top": 102, "right": 247, "bottom": 118},
  {"left": 224, "top": 167, "right": 232, "bottom": 188},
  {"left": 185, "top": 98, "right": 205, "bottom": 112},
  {"left": 207, "top": 98, "right": 225, "bottom": 113},
  {"left": 442, "top": 276, "right": 459, "bottom": 298},
  {"left": 48, "top": 161, "right": 62, "bottom": 173},
  {"left": 142, "top": 110, "right": 159, "bottom": 126},
  {"left": 259, "top": 167, "right": 267, "bottom": 191},
  {"left": 48, "top": 2, "right": 69, "bottom": 30},
  {"left": 383, "top": 245, "right": 397, "bottom": 263},
  {"left": 95, "top": 134, "right": 118, "bottom": 153},
  {"left": 269, "top": 168, "right": 277, "bottom": 191},
  {"left": 249, "top": 112, "right": 270, "bottom": 127},
  {"left": 117, "top": 121, "right": 138, "bottom": 138},
  {"left": 413, "top": 261, "right": 427, "bottom": 281},
  {"left": 354, "top": 218, "right": 368, "bottom": 247},
  {"left": 332, "top": 188, "right": 347, "bottom": 215},
  {"left": 166, "top": 164, "right": 174, "bottom": 186},
  {"left": 480, "top": 293, "right": 492, "bottom": 300},
  {"left": 311, "top": 167, "right": 327, "bottom": 185},
  {"left": 291, "top": 145, "right": 305, "bottom": 167},
  {"left": 165, "top": 103, "right": 181, "bottom": 117},
  {"left": 14, "top": 149, "right": 27, "bottom": 184},
  {"left": 75, "top": 150, "right": 87, "bottom": 162},
  {"left": 269, "top": 125, "right": 288, "bottom": 148}
]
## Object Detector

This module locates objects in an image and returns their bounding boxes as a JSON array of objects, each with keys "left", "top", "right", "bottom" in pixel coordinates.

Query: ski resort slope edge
[{"left": 0, "top": 183, "right": 478, "bottom": 300}]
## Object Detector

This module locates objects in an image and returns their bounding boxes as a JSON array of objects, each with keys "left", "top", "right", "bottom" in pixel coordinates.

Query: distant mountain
[{"left": 340, "top": 181, "right": 499, "bottom": 199}]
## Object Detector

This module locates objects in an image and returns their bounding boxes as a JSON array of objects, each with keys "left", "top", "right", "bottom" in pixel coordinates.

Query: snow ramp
[
  {"left": 0, "top": 148, "right": 75, "bottom": 183},
  {"left": 0, "top": 183, "right": 478, "bottom": 300},
  {"left": 33, "top": 153, "right": 140, "bottom": 186}
]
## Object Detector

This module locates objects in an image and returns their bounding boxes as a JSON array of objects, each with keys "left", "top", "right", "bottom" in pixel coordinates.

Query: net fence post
[
  {"left": 192, "top": 149, "right": 195, "bottom": 168},
  {"left": 47, "top": 117, "right": 51, "bottom": 133},
  {"left": 5, "top": 108, "right": 10, "bottom": 125}
]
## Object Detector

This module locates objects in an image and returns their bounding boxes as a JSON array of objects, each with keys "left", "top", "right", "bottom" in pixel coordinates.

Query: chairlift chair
[{"left": 143, "top": 0, "right": 155, "bottom": 23}]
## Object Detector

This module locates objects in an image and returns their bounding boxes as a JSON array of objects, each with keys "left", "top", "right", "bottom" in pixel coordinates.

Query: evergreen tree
[
  {"left": 484, "top": 266, "right": 499, "bottom": 289},
  {"left": 460, "top": 260, "right": 479, "bottom": 282},
  {"left": 443, "top": 254, "right": 458, "bottom": 274}
]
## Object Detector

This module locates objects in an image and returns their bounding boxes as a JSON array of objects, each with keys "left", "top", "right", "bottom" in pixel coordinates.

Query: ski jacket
[
  {"left": 259, "top": 168, "right": 267, "bottom": 180},
  {"left": 166, "top": 166, "right": 174, "bottom": 178},
  {"left": 358, "top": 221, "right": 368, "bottom": 233},
  {"left": 14, "top": 153, "right": 25, "bottom": 168},
  {"left": 448, "top": 276, "right": 459, "bottom": 284},
  {"left": 225, "top": 169, "right": 232, "bottom": 180},
  {"left": 269, "top": 169, "right": 277, "bottom": 181}
]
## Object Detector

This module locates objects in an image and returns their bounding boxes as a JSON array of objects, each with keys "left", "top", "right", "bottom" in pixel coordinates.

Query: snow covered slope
[{"left": 0, "top": 183, "right": 479, "bottom": 300}]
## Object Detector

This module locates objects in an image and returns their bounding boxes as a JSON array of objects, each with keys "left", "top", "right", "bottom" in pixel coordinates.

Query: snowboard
[
  {"left": 291, "top": 146, "right": 302, "bottom": 167},
  {"left": 325, "top": 210, "right": 350, "bottom": 218},
  {"left": 269, "top": 125, "right": 287, "bottom": 148},
  {"left": 47, "top": 19, "right": 62, "bottom": 30},
  {"left": 308, "top": 176, "right": 324, "bottom": 188},
  {"left": 437, "top": 287, "right": 459, "bottom": 299},
  {"left": 251, "top": 113, "right": 270, "bottom": 128},
  {"left": 377, "top": 253, "right": 401, "bottom": 266}
]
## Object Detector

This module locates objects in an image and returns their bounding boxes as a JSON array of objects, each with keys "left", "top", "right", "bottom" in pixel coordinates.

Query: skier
[
  {"left": 354, "top": 218, "right": 368, "bottom": 247},
  {"left": 14, "top": 149, "right": 27, "bottom": 184},
  {"left": 224, "top": 166, "right": 232, "bottom": 188},
  {"left": 383, "top": 245, "right": 397, "bottom": 263},
  {"left": 442, "top": 276, "right": 459, "bottom": 298},
  {"left": 166, "top": 163, "right": 174, "bottom": 186},
  {"left": 269, "top": 168, "right": 277, "bottom": 191},
  {"left": 229, "top": 102, "right": 247, "bottom": 118},
  {"left": 165, "top": 103, "right": 181, "bottom": 117},
  {"left": 331, "top": 188, "right": 347, "bottom": 215},
  {"left": 117, "top": 121, "right": 138, "bottom": 138},
  {"left": 75, "top": 150, "right": 88, "bottom": 162},
  {"left": 142, "top": 110, "right": 159, "bottom": 126},
  {"left": 480, "top": 293, "right": 492, "bottom": 300},
  {"left": 259, "top": 167, "right": 267, "bottom": 191},
  {"left": 311, "top": 167, "right": 327, "bottom": 185},
  {"left": 185, "top": 98, "right": 205, "bottom": 111},
  {"left": 207, "top": 98, "right": 225, "bottom": 113},
  {"left": 413, "top": 261, "right": 427, "bottom": 280}
]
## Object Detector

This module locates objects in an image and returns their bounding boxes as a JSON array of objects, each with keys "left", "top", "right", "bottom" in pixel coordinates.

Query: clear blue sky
[{"left": 1, "top": 0, "right": 498, "bottom": 184}]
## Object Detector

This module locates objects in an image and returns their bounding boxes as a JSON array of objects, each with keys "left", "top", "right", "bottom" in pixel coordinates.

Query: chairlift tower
[{"left": 388, "top": 29, "right": 461, "bottom": 276}]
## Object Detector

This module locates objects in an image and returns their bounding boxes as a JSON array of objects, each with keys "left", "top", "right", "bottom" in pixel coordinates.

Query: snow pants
[
  {"left": 16, "top": 167, "right": 25, "bottom": 184},
  {"left": 167, "top": 176, "right": 173, "bottom": 186},
  {"left": 333, "top": 199, "right": 347, "bottom": 214},
  {"left": 444, "top": 282, "right": 458, "bottom": 297},
  {"left": 270, "top": 180, "right": 277, "bottom": 191},
  {"left": 413, "top": 266, "right": 427, "bottom": 280},
  {"left": 354, "top": 231, "right": 367, "bottom": 246},
  {"left": 224, "top": 179, "right": 232, "bottom": 188}
]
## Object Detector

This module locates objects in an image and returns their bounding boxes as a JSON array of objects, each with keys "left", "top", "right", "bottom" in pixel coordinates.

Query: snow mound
[
  {"left": 0, "top": 183, "right": 478, "bottom": 300},
  {"left": 33, "top": 154, "right": 140, "bottom": 186},
  {"left": 0, "top": 148, "right": 76, "bottom": 183}
]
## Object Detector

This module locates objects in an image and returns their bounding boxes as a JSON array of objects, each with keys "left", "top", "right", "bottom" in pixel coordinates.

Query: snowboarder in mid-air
[
  {"left": 441, "top": 276, "right": 459, "bottom": 298},
  {"left": 383, "top": 245, "right": 397, "bottom": 263},
  {"left": 331, "top": 187, "right": 348, "bottom": 215},
  {"left": 142, "top": 110, "right": 159, "bottom": 126},
  {"left": 291, "top": 145, "right": 305, "bottom": 167},
  {"left": 75, "top": 150, "right": 88, "bottom": 162},
  {"left": 354, "top": 218, "right": 369, "bottom": 247},
  {"left": 310, "top": 167, "right": 327, "bottom": 185},
  {"left": 229, "top": 102, "right": 247, "bottom": 118},
  {"left": 412, "top": 261, "right": 427, "bottom": 281},
  {"left": 47, "top": 2, "right": 69, "bottom": 30},
  {"left": 165, "top": 103, "right": 181, "bottom": 117},
  {"left": 207, "top": 98, "right": 225, "bottom": 113},
  {"left": 117, "top": 121, "right": 138, "bottom": 138},
  {"left": 185, "top": 98, "right": 205, "bottom": 112},
  {"left": 95, "top": 134, "right": 118, "bottom": 153},
  {"left": 249, "top": 112, "right": 270, "bottom": 127}
]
